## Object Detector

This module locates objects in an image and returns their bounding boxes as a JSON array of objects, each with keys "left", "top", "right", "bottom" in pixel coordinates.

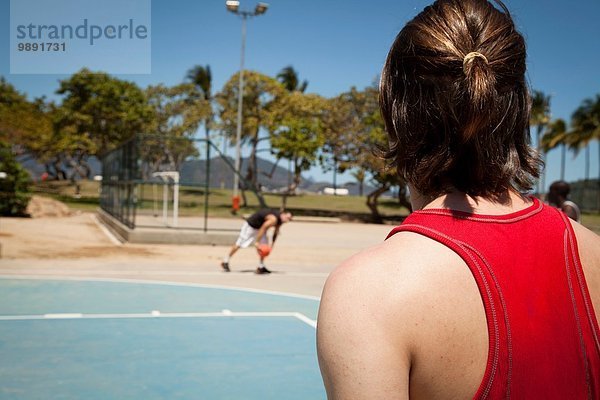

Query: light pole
[{"left": 225, "top": 1, "right": 269, "bottom": 213}]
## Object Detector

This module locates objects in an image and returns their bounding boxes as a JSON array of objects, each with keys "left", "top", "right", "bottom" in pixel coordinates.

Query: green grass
[
  {"left": 137, "top": 185, "right": 409, "bottom": 219},
  {"left": 581, "top": 213, "right": 600, "bottom": 234},
  {"left": 32, "top": 181, "right": 410, "bottom": 220},
  {"left": 32, "top": 180, "right": 101, "bottom": 212},
  {"left": 34, "top": 180, "right": 101, "bottom": 197}
]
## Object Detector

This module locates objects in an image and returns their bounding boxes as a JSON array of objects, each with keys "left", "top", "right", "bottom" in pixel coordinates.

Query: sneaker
[
  {"left": 221, "top": 261, "right": 231, "bottom": 272},
  {"left": 255, "top": 266, "right": 271, "bottom": 275}
]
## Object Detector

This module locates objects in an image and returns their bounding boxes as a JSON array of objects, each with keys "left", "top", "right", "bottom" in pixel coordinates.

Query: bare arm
[
  {"left": 317, "top": 244, "right": 412, "bottom": 399},
  {"left": 272, "top": 225, "right": 280, "bottom": 247},
  {"left": 572, "top": 222, "right": 600, "bottom": 323}
]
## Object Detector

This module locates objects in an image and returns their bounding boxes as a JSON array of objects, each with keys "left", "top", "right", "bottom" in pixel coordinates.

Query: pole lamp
[{"left": 225, "top": 1, "right": 268, "bottom": 213}]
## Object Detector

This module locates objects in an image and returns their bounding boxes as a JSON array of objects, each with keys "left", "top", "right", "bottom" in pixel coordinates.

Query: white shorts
[{"left": 235, "top": 222, "right": 268, "bottom": 248}]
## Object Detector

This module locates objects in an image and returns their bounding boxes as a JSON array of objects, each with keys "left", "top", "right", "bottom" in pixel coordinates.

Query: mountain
[
  {"left": 18, "top": 152, "right": 305, "bottom": 189},
  {"left": 170, "top": 156, "right": 310, "bottom": 190},
  {"left": 18, "top": 155, "right": 102, "bottom": 180},
  {"left": 19, "top": 152, "right": 380, "bottom": 195}
]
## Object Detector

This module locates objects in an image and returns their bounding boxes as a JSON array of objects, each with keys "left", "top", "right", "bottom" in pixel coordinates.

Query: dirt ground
[{"left": 0, "top": 198, "right": 393, "bottom": 297}]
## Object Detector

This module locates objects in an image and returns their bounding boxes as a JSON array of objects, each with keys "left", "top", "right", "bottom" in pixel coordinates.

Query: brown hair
[
  {"left": 549, "top": 181, "right": 570, "bottom": 197},
  {"left": 379, "top": 0, "right": 541, "bottom": 198}
]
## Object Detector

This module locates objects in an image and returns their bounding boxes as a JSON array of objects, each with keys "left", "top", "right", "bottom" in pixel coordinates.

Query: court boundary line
[
  {"left": 0, "top": 310, "right": 317, "bottom": 328},
  {"left": 0, "top": 269, "right": 329, "bottom": 278},
  {"left": 90, "top": 214, "right": 123, "bottom": 245},
  {"left": 0, "top": 275, "right": 321, "bottom": 301}
]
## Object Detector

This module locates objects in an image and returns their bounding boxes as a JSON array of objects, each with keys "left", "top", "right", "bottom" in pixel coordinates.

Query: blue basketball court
[{"left": 0, "top": 278, "right": 325, "bottom": 399}]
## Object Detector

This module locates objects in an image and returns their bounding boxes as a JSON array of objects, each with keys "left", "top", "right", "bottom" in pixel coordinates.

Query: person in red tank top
[{"left": 316, "top": 1, "right": 600, "bottom": 399}]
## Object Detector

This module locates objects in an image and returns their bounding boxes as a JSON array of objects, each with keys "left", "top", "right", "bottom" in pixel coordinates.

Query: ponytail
[
  {"left": 462, "top": 51, "right": 497, "bottom": 141},
  {"left": 379, "top": 0, "right": 541, "bottom": 198}
]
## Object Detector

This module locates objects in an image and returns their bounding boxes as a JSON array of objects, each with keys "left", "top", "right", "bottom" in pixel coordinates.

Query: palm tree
[
  {"left": 186, "top": 65, "right": 214, "bottom": 218},
  {"left": 569, "top": 94, "right": 600, "bottom": 210},
  {"left": 275, "top": 66, "right": 308, "bottom": 205},
  {"left": 541, "top": 119, "right": 568, "bottom": 181},
  {"left": 186, "top": 65, "right": 213, "bottom": 133},
  {"left": 530, "top": 90, "right": 551, "bottom": 194},
  {"left": 276, "top": 66, "right": 308, "bottom": 93}
]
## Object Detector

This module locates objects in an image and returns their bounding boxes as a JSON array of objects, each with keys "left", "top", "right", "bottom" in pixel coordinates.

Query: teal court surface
[{"left": 0, "top": 278, "right": 325, "bottom": 399}]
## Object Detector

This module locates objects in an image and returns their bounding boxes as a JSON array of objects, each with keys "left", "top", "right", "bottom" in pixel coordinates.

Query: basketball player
[{"left": 221, "top": 209, "right": 292, "bottom": 274}]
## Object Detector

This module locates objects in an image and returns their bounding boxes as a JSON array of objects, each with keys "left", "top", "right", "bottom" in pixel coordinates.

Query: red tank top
[{"left": 387, "top": 197, "right": 600, "bottom": 399}]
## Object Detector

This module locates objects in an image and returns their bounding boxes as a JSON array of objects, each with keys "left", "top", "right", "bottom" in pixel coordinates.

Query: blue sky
[{"left": 2, "top": 0, "right": 599, "bottom": 189}]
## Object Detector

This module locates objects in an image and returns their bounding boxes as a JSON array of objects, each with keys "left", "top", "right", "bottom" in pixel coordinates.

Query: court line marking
[
  {"left": 43, "top": 313, "right": 83, "bottom": 319},
  {"left": 0, "top": 275, "right": 322, "bottom": 301},
  {"left": 294, "top": 312, "right": 318, "bottom": 328},
  {"left": 0, "top": 270, "right": 329, "bottom": 278},
  {"left": 0, "top": 310, "right": 317, "bottom": 328},
  {"left": 90, "top": 214, "right": 123, "bottom": 246}
]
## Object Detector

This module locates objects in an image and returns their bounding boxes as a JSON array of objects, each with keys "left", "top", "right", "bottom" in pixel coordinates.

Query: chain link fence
[
  {"left": 100, "top": 136, "right": 139, "bottom": 228},
  {"left": 99, "top": 134, "right": 262, "bottom": 231},
  {"left": 570, "top": 179, "right": 600, "bottom": 213}
]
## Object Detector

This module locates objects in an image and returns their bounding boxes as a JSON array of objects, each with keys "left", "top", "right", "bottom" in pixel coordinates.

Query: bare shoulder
[
  {"left": 320, "top": 230, "right": 474, "bottom": 314},
  {"left": 317, "top": 231, "right": 488, "bottom": 399},
  {"left": 262, "top": 214, "right": 278, "bottom": 226},
  {"left": 319, "top": 231, "right": 462, "bottom": 329}
]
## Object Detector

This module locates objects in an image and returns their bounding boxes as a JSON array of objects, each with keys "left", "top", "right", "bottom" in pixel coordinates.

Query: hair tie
[{"left": 463, "top": 52, "right": 488, "bottom": 73}]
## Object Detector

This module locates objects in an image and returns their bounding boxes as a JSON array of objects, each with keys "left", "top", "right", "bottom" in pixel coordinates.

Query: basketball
[{"left": 257, "top": 244, "right": 271, "bottom": 258}]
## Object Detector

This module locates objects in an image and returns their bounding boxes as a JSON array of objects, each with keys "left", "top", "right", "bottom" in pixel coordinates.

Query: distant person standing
[
  {"left": 221, "top": 209, "right": 293, "bottom": 274},
  {"left": 547, "top": 180, "right": 581, "bottom": 222}
]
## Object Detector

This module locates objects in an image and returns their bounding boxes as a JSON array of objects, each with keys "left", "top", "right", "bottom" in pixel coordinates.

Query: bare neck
[{"left": 410, "top": 187, "right": 531, "bottom": 216}]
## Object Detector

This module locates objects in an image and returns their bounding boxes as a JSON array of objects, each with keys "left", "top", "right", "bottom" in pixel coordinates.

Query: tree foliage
[
  {"left": 9, "top": 66, "right": 600, "bottom": 218},
  {"left": 186, "top": 64, "right": 214, "bottom": 137},
  {"left": 186, "top": 65, "right": 212, "bottom": 101},
  {"left": 321, "top": 85, "right": 407, "bottom": 221},
  {"left": 569, "top": 95, "right": 600, "bottom": 152},
  {"left": 216, "top": 70, "right": 285, "bottom": 192},
  {"left": 268, "top": 92, "right": 326, "bottom": 192},
  {"left": 570, "top": 95, "right": 600, "bottom": 186},
  {"left": 356, "top": 86, "right": 409, "bottom": 220},
  {"left": 0, "top": 79, "right": 53, "bottom": 158},
  {"left": 541, "top": 95, "right": 600, "bottom": 184},
  {"left": 276, "top": 66, "right": 308, "bottom": 93},
  {"left": 530, "top": 90, "right": 552, "bottom": 130},
  {"left": 142, "top": 83, "right": 211, "bottom": 174},
  {"left": 541, "top": 118, "right": 569, "bottom": 180},
  {"left": 0, "top": 79, "right": 64, "bottom": 179},
  {"left": 530, "top": 90, "right": 552, "bottom": 193},
  {"left": 0, "top": 141, "right": 31, "bottom": 216},
  {"left": 55, "top": 68, "right": 153, "bottom": 158}
]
